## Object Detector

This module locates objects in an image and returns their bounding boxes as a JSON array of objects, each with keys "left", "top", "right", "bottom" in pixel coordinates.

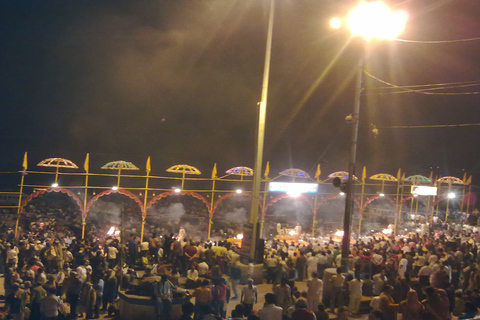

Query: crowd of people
[{"left": 3, "top": 214, "right": 480, "bottom": 320}]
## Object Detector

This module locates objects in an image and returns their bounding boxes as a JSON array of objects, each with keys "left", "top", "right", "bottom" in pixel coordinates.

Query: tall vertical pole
[
  {"left": 208, "top": 178, "right": 216, "bottom": 239},
  {"left": 358, "top": 177, "right": 366, "bottom": 237},
  {"left": 249, "top": 0, "right": 275, "bottom": 260},
  {"left": 260, "top": 180, "right": 269, "bottom": 238},
  {"left": 14, "top": 173, "right": 26, "bottom": 239},
  {"left": 141, "top": 171, "right": 150, "bottom": 242},
  {"left": 341, "top": 43, "right": 364, "bottom": 269},
  {"left": 82, "top": 170, "right": 89, "bottom": 239},
  {"left": 393, "top": 173, "right": 402, "bottom": 235}
]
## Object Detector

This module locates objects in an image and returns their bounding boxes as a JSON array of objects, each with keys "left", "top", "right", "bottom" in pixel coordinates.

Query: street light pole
[
  {"left": 341, "top": 45, "right": 365, "bottom": 270},
  {"left": 249, "top": 0, "right": 275, "bottom": 261},
  {"left": 337, "top": 0, "right": 408, "bottom": 270}
]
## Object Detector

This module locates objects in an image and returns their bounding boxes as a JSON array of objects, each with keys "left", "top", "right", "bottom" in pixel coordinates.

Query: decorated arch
[
  {"left": 146, "top": 191, "right": 210, "bottom": 214},
  {"left": 19, "top": 187, "right": 84, "bottom": 238},
  {"left": 85, "top": 189, "right": 143, "bottom": 216},
  {"left": 211, "top": 192, "right": 254, "bottom": 238},
  {"left": 85, "top": 189, "right": 144, "bottom": 239},
  {"left": 262, "top": 195, "right": 315, "bottom": 237},
  {"left": 21, "top": 187, "right": 84, "bottom": 213},
  {"left": 145, "top": 191, "right": 210, "bottom": 240}
]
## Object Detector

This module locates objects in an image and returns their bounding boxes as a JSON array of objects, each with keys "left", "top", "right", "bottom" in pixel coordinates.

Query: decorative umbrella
[
  {"left": 101, "top": 160, "right": 139, "bottom": 188},
  {"left": 405, "top": 175, "right": 431, "bottom": 184},
  {"left": 326, "top": 171, "right": 359, "bottom": 181},
  {"left": 226, "top": 166, "right": 253, "bottom": 180},
  {"left": 279, "top": 168, "right": 311, "bottom": 180},
  {"left": 37, "top": 158, "right": 79, "bottom": 183},
  {"left": 437, "top": 176, "right": 464, "bottom": 185},
  {"left": 166, "top": 164, "right": 201, "bottom": 190},
  {"left": 369, "top": 173, "right": 398, "bottom": 194}
]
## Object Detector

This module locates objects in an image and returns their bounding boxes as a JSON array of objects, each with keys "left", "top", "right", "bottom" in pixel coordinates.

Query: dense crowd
[{"left": 3, "top": 217, "right": 480, "bottom": 320}]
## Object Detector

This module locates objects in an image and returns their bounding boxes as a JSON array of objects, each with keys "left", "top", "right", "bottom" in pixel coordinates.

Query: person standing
[
  {"left": 5, "top": 283, "right": 27, "bottom": 320},
  {"left": 154, "top": 274, "right": 177, "bottom": 320},
  {"left": 230, "top": 264, "right": 241, "bottom": 300},
  {"left": 373, "top": 270, "right": 386, "bottom": 296},
  {"left": 306, "top": 253, "right": 318, "bottom": 280},
  {"left": 40, "top": 288, "right": 62, "bottom": 320},
  {"left": 102, "top": 269, "right": 117, "bottom": 311},
  {"left": 106, "top": 243, "right": 119, "bottom": 269},
  {"left": 240, "top": 278, "right": 258, "bottom": 316},
  {"left": 329, "top": 267, "right": 345, "bottom": 314},
  {"left": 30, "top": 281, "right": 47, "bottom": 320},
  {"left": 306, "top": 272, "right": 323, "bottom": 312},
  {"left": 192, "top": 280, "right": 211, "bottom": 320},
  {"left": 273, "top": 278, "right": 292, "bottom": 314},
  {"left": 348, "top": 273, "right": 363, "bottom": 316},
  {"left": 295, "top": 252, "right": 307, "bottom": 282},
  {"left": 258, "top": 293, "right": 283, "bottom": 320}
]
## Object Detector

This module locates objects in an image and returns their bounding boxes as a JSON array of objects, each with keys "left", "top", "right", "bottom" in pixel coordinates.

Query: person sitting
[
  {"left": 315, "top": 303, "right": 329, "bottom": 320},
  {"left": 186, "top": 265, "right": 201, "bottom": 289},
  {"left": 458, "top": 301, "right": 478, "bottom": 319},
  {"left": 291, "top": 298, "right": 315, "bottom": 320}
]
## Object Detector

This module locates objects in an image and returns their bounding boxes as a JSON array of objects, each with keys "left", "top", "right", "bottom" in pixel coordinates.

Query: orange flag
[
  {"left": 146, "top": 156, "right": 151, "bottom": 174},
  {"left": 362, "top": 166, "right": 367, "bottom": 183},
  {"left": 211, "top": 163, "right": 217, "bottom": 179},
  {"left": 22, "top": 152, "right": 28, "bottom": 171},
  {"left": 264, "top": 161, "right": 270, "bottom": 179},
  {"left": 84, "top": 153, "right": 90, "bottom": 173},
  {"left": 315, "top": 164, "right": 321, "bottom": 179}
]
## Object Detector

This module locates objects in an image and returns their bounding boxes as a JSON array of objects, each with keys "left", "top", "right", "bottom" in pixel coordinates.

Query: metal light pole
[
  {"left": 341, "top": 47, "right": 364, "bottom": 269},
  {"left": 338, "top": 1, "right": 408, "bottom": 269},
  {"left": 249, "top": 0, "right": 275, "bottom": 261}
]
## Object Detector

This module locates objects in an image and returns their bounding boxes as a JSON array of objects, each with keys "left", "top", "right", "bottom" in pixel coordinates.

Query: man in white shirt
[
  {"left": 258, "top": 293, "right": 282, "bottom": 320},
  {"left": 373, "top": 270, "right": 386, "bottom": 296},
  {"left": 348, "top": 273, "right": 363, "bottom": 316},
  {"left": 306, "top": 272, "right": 323, "bottom": 312},
  {"left": 107, "top": 244, "right": 119, "bottom": 269},
  {"left": 241, "top": 279, "right": 258, "bottom": 315},
  {"left": 306, "top": 253, "right": 318, "bottom": 280}
]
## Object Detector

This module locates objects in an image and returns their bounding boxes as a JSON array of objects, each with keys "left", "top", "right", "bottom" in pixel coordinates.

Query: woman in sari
[{"left": 399, "top": 290, "right": 424, "bottom": 320}]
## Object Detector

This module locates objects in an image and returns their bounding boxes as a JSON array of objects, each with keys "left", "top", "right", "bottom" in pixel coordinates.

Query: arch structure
[
  {"left": 264, "top": 194, "right": 315, "bottom": 218},
  {"left": 146, "top": 191, "right": 211, "bottom": 218},
  {"left": 212, "top": 192, "right": 262, "bottom": 217},
  {"left": 315, "top": 194, "right": 363, "bottom": 216},
  {"left": 20, "top": 187, "right": 84, "bottom": 215},
  {"left": 85, "top": 189, "right": 143, "bottom": 219}
]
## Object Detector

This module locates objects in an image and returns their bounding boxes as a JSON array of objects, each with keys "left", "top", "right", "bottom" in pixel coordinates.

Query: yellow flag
[
  {"left": 463, "top": 172, "right": 467, "bottom": 184},
  {"left": 314, "top": 164, "right": 321, "bottom": 179},
  {"left": 429, "top": 171, "right": 433, "bottom": 182},
  {"left": 211, "top": 163, "right": 217, "bottom": 179},
  {"left": 362, "top": 166, "right": 367, "bottom": 183},
  {"left": 22, "top": 152, "right": 28, "bottom": 171},
  {"left": 401, "top": 173, "right": 405, "bottom": 181},
  {"left": 84, "top": 153, "right": 90, "bottom": 173},
  {"left": 467, "top": 175, "right": 472, "bottom": 185},
  {"left": 264, "top": 161, "right": 270, "bottom": 179},
  {"left": 396, "top": 168, "right": 401, "bottom": 181},
  {"left": 146, "top": 156, "right": 151, "bottom": 174}
]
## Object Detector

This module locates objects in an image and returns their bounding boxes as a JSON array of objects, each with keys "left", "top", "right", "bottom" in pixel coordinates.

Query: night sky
[{"left": 2, "top": 0, "right": 480, "bottom": 190}]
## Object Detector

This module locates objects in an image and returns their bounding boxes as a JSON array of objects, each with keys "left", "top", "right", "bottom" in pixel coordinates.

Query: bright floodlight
[
  {"left": 236, "top": 189, "right": 243, "bottom": 194},
  {"left": 51, "top": 183, "right": 59, "bottom": 188},
  {"left": 174, "top": 188, "right": 181, "bottom": 193},
  {"left": 112, "top": 186, "right": 118, "bottom": 191},
  {"left": 379, "top": 193, "right": 385, "bottom": 197},
  {"left": 347, "top": 1, "right": 408, "bottom": 39},
  {"left": 413, "top": 194, "right": 418, "bottom": 197},
  {"left": 447, "top": 192, "right": 456, "bottom": 199},
  {"left": 339, "top": 192, "right": 345, "bottom": 196},
  {"left": 330, "top": 17, "right": 341, "bottom": 29},
  {"left": 237, "top": 233, "right": 244, "bottom": 240}
]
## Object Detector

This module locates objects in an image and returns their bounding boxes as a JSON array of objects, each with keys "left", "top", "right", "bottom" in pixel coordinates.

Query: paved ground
[{"left": 0, "top": 276, "right": 371, "bottom": 319}]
